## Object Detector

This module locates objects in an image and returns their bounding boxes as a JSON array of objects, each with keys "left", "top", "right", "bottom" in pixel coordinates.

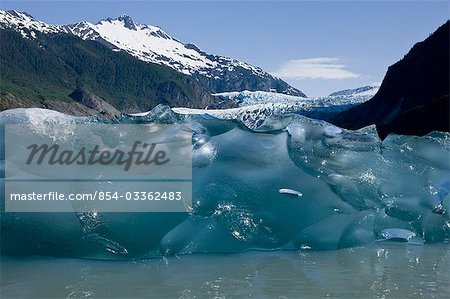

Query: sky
[{"left": 1, "top": 0, "right": 448, "bottom": 97}]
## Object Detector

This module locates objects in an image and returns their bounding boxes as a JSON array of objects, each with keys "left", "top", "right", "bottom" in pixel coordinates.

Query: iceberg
[{"left": 0, "top": 107, "right": 449, "bottom": 259}]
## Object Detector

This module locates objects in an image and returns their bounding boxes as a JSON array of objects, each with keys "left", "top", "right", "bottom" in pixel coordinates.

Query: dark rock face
[
  {"left": 376, "top": 95, "right": 449, "bottom": 140},
  {"left": 43, "top": 100, "right": 103, "bottom": 117},
  {"left": 330, "top": 21, "right": 449, "bottom": 140},
  {"left": 69, "top": 89, "right": 121, "bottom": 119},
  {"left": 0, "top": 92, "right": 41, "bottom": 110},
  {"left": 116, "top": 15, "right": 137, "bottom": 31}
]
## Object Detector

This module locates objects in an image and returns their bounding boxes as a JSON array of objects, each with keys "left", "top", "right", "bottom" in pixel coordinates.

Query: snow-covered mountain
[
  {"left": 0, "top": 10, "right": 306, "bottom": 97},
  {"left": 0, "top": 10, "right": 61, "bottom": 36}
]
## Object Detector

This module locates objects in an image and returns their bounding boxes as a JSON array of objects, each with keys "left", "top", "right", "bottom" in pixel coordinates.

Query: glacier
[
  {"left": 213, "top": 88, "right": 378, "bottom": 108},
  {"left": 0, "top": 106, "right": 449, "bottom": 259}
]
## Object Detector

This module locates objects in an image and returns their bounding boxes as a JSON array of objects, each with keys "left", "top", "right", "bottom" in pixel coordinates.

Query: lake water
[{"left": 1, "top": 242, "right": 449, "bottom": 299}]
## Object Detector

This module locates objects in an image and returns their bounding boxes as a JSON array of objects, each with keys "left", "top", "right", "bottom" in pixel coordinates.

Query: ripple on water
[{"left": 1, "top": 243, "right": 449, "bottom": 299}]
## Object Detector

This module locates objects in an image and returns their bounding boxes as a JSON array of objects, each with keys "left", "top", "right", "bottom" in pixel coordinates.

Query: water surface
[{"left": 1, "top": 243, "right": 449, "bottom": 298}]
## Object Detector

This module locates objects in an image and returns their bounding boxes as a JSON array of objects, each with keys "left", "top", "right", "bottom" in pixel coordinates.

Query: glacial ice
[
  {"left": 0, "top": 107, "right": 449, "bottom": 259},
  {"left": 212, "top": 90, "right": 375, "bottom": 107}
]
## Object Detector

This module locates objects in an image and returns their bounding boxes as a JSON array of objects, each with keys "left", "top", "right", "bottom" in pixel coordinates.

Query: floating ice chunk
[
  {"left": 381, "top": 228, "right": 416, "bottom": 241},
  {"left": 278, "top": 188, "right": 303, "bottom": 197},
  {"left": 287, "top": 123, "right": 306, "bottom": 143},
  {"left": 2, "top": 107, "right": 450, "bottom": 258}
]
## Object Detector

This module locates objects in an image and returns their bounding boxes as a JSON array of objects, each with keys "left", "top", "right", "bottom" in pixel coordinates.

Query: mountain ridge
[
  {"left": 0, "top": 10, "right": 306, "bottom": 97},
  {"left": 0, "top": 27, "right": 225, "bottom": 116},
  {"left": 329, "top": 21, "right": 449, "bottom": 139}
]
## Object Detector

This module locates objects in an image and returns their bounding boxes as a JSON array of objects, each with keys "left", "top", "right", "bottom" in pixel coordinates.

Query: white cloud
[{"left": 272, "top": 57, "right": 361, "bottom": 80}]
